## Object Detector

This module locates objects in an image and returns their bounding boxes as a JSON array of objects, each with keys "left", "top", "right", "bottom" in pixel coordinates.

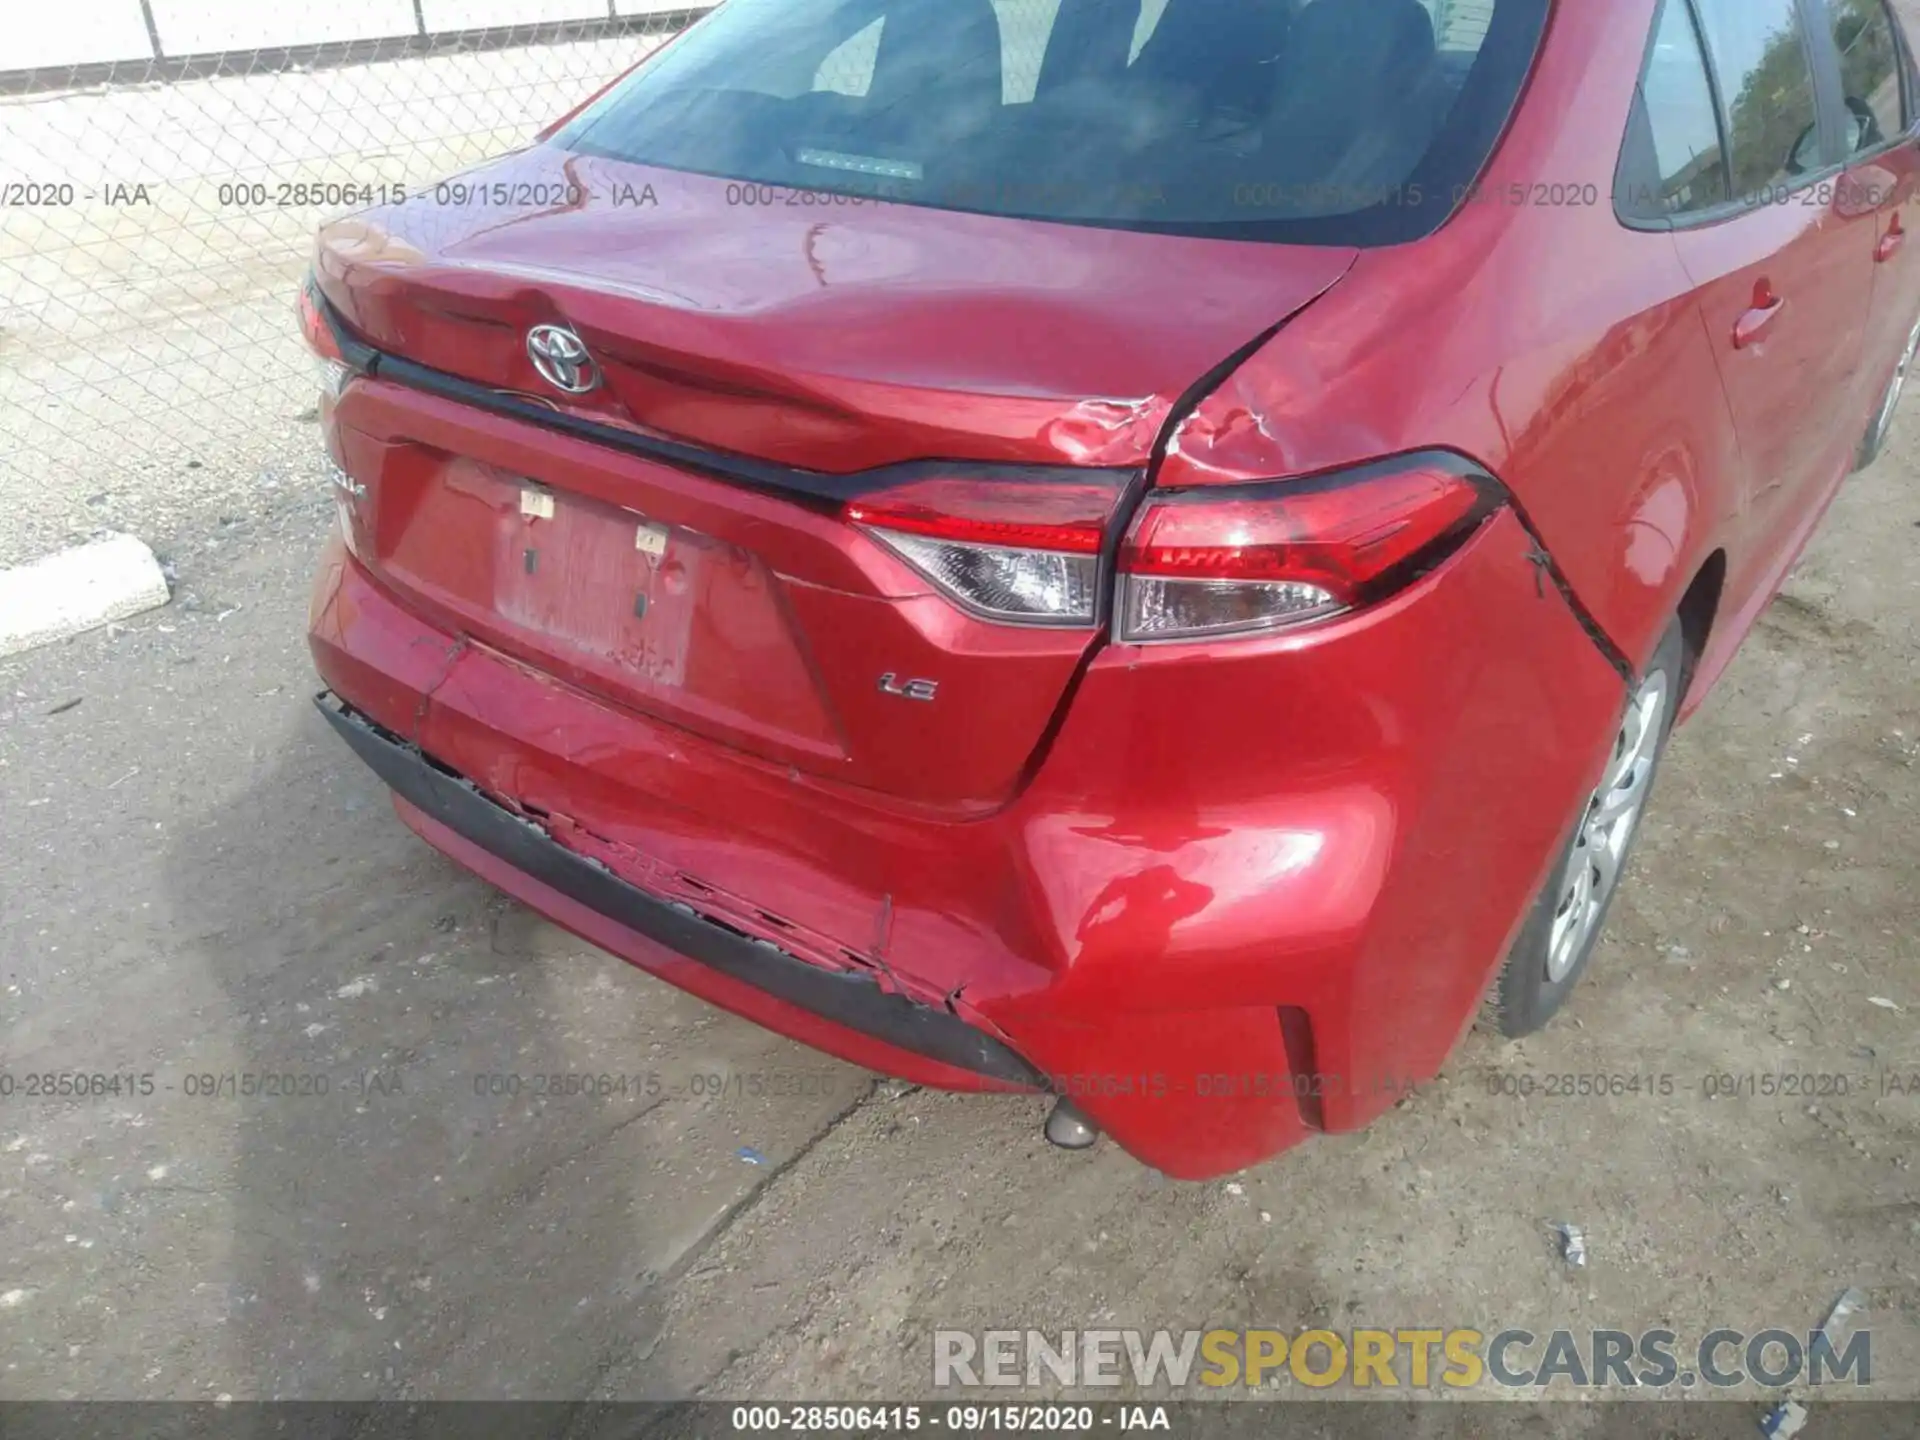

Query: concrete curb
[{"left": 0, "top": 533, "right": 172, "bottom": 659}]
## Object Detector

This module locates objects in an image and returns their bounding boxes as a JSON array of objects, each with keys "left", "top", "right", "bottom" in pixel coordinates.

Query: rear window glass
[
  {"left": 1616, "top": 0, "right": 1733, "bottom": 221},
  {"left": 1827, "top": 0, "right": 1906, "bottom": 156},
  {"left": 1690, "top": 0, "right": 1823, "bottom": 202},
  {"left": 556, "top": 0, "right": 1550, "bottom": 246}
]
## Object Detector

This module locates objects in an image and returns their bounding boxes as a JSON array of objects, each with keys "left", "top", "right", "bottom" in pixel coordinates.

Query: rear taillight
[
  {"left": 297, "top": 282, "right": 349, "bottom": 401},
  {"left": 1117, "top": 455, "right": 1498, "bottom": 642},
  {"left": 300, "top": 281, "right": 365, "bottom": 548},
  {"left": 843, "top": 474, "right": 1126, "bottom": 626},
  {"left": 844, "top": 458, "right": 1498, "bottom": 635}
]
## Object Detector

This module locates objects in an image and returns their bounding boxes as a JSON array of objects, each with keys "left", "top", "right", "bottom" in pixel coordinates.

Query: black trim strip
[
  {"left": 315, "top": 694, "right": 1046, "bottom": 1090},
  {"left": 310, "top": 284, "right": 1135, "bottom": 509},
  {"left": 377, "top": 351, "right": 859, "bottom": 505}
]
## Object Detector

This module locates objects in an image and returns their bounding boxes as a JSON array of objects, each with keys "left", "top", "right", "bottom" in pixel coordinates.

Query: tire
[
  {"left": 1855, "top": 315, "right": 1920, "bottom": 473},
  {"left": 1494, "top": 619, "right": 1686, "bottom": 1038}
]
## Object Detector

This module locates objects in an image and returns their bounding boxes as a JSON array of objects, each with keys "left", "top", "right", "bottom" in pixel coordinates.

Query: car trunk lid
[{"left": 312, "top": 148, "right": 1356, "bottom": 809}]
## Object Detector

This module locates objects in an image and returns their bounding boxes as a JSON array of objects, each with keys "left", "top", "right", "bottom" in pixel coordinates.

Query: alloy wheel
[
  {"left": 1871, "top": 316, "right": 1920, "bottom": 452},
  {"left": 1545, "top": 667, "right": 1670, "bottom": 983}
]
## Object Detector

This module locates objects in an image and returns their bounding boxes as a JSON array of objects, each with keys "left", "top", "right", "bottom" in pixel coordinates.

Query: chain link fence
[
  {"left": 0, "top": 0, "right": 1544, "bottom": 568},
  {"left": 0, "top": 6, "right": 704, "bottom": 566}
]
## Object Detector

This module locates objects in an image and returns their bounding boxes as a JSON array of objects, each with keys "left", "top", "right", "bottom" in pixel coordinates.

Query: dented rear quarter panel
[{"left": 1158, "top": 0, "right": 1748, "bottom": 684}]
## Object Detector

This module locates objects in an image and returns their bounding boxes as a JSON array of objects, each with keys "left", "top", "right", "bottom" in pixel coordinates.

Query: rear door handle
[
  {"left": 1733, "top": 290, "right": 1786, "bottom": 349},
  {"left": 1878, "top": 216, "right": 1906, "bottom": 263}
]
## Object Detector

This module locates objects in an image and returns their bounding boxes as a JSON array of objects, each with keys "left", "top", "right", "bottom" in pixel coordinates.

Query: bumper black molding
[{"left": 315, "top": 694, "right": 1045, "bottom": 1090}]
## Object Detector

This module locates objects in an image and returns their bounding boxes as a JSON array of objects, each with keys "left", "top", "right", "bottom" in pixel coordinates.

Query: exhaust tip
[{"left": 1044, "top": 1097, "right": 1100, "bottom": 1151}]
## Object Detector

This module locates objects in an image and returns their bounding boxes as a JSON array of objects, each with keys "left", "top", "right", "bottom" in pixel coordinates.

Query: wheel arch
[{"left": 1674, "top": 547, "right": 1726, "bottom": 701}]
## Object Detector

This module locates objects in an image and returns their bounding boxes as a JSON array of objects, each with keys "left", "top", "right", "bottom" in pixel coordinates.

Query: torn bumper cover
[{"left": 316, "top": 693, "right": 1046, "bottom": 1090}]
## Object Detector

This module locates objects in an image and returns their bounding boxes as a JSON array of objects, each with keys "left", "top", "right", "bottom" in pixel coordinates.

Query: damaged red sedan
[{"left": 305, "top": 0, "right": 1920, "bottom": 1177}]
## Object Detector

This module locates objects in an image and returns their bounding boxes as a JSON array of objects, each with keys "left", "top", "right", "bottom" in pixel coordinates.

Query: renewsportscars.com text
[{"left": 932, "top": 1327, "right": 1870, "bottom": 1391}]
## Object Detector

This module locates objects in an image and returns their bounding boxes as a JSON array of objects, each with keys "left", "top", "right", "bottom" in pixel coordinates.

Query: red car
[{"left": 305, "top": 0, "right": 1920, "bottom": 1178}]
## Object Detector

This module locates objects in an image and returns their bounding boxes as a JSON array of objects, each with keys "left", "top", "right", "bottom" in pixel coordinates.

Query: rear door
[{"left": 1658, "top": 0, "right": 1875, "bottom": 601}]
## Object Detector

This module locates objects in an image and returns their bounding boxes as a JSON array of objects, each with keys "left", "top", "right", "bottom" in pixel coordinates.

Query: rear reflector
[
  {"left": 1118, "top": 456, "right": 1498, "bottom": 641},
  {"left": 844, "top": 474, "right": 1125, "bottom": 626}
]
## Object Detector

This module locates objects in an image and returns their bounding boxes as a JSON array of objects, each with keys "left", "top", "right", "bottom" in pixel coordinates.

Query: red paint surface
[{"left": 309, "top": 0, "right": 1920, "bottom": 1176}]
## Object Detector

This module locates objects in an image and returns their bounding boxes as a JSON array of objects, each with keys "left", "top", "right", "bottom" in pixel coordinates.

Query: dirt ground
[{"left": 3, "top": 27, "right": 1920, "bottom": 1432}]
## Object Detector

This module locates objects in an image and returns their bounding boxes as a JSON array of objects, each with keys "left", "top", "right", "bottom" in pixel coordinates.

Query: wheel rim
[
  {"left": 1546, "top": 667, "right": 1670, "bottom": 983},
  {"left": 1872, "top": 317, "right": 1920, "bottom": 448}
]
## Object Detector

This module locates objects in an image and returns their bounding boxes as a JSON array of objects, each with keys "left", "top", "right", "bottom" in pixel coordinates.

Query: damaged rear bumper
[
  {"left": 316, "top": 692, "right": 1046, "bottom": 1091},
  {"left": 310, "top": 508, "right": 1627, "bottom": 1179}
]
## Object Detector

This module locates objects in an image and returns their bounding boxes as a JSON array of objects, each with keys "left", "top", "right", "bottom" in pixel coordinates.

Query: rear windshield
[{"left": 556, "top": 0, "right": 1550, "bottom": 246}]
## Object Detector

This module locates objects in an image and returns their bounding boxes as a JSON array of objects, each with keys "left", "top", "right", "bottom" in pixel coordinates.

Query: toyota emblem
[{"left": 526, "top": 323, "right": 600, "bottom": 395}]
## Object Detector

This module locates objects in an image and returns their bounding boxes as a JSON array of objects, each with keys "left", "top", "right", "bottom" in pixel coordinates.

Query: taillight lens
[
  {"left": 844, "top": 474, "right": 1125, "bottom": 626},
  {"left": 300, "top": 281, "right": 364, "bottom": 549},
  {"left": 297, "top": 282, "right": 350, "bottom": 401},
  {"left": 1118, "top": 456, "right": 1498, "bottom": 642}
]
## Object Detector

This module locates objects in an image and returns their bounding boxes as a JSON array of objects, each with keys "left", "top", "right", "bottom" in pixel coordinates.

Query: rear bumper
[
  {"left": 318, "top": 693, "right": 1046, "bottom": 1090},
  {"left": 310, "top": 508, "right": 1625, "bottom": 1179}
]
